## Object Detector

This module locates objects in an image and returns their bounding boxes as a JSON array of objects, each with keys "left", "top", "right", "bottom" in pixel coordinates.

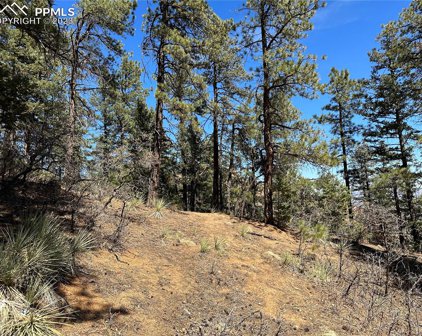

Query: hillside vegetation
[
  {"left": 1, "top": 0, "right": 421, "bottom": 335},
  {"left": 53, "top": 197, "right": 420, "bottom": 336}
]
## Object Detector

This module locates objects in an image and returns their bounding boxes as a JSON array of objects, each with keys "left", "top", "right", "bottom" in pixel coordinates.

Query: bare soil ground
[{"left": 56, "top": 200, "right": 418, "bottom": 336}]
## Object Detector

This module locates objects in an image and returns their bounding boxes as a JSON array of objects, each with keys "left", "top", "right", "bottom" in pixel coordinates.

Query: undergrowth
[{"left": 0, "top": 214, "right": 94, "bottom": 335}]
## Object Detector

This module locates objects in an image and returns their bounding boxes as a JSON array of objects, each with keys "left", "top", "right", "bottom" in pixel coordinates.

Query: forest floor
[{"left": 52, "top": 198, "right": 421, "bottom": 336}]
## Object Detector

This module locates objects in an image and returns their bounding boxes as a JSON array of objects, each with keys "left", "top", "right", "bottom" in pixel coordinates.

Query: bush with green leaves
[{"left": 297, "top": 220, "right": 328, "bottom": 262}]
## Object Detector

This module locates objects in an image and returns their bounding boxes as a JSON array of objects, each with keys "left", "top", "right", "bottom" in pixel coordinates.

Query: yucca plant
[
  {"left": 69, "top": 230, "right": 96, "bottom": 255},
  {"left": 0, "top": 214, "right": 94, "bottom": 296},
  {"left": 310, "top": 260, "right": 334, "bottom": 283},
  {"left": 150, "top": 198, "right": 167, "bottom": 219},
  {"left": 280, "top": 252, "right": 301, "bottom": 269},
  {"left": 23, "top": 278, "right": 58, "bottom": 309},
  {"left": 0, "top": 213, "right": 95, "bottom": 336},
  {"left": 0, "top": 287, "right": 66, "bottom": 336},
  {"left": 239, "top": 225, "right": 251, "bottom": 238},
  {"left": 214, "top": 237, "right": 227, "bottom": 253},
  {"left": 199, "top": 239, "right": 211, "bottom": 253},
  {"left": 0, "top": 215, "right": 74, "bottom": 285}
]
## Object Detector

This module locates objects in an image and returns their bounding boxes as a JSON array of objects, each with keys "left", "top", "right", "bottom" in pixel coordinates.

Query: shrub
[
  {"left": 0, "top": 214, "right": 94, "bottom": 288},
  {"left": 214, "top": 237, "right": 227, "bottom": 253},
  {"left": 297, "top": 220, "right": 328, "bottom": 262},
  {"left": 199, "top": 239, "right": 211, "bottom": 253},
  {"left": 280, "top": 252, "right": 301, "bottom": 269},
  {"left": 70, "top": 230, "right": 96, "bottom": 254},
  {"left": 150, "top": 198, "right": 167, "bottom": 219},
  {"left": 310, "top": 260, "right": 334, "bottom": 282},
  {"left": 0, "top": 214, "right": 93, "bottom": 335},
  {"left": 0, "top": 287, "right": 66, "bottom": 336},
  {"left": 239, "top": 225, "right": 251, "bottom": 238}
]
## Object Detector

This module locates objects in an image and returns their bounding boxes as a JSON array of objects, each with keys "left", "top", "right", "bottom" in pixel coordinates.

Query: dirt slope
[{"left": 56, "top": 205, "right": 400, "bottom": 336}]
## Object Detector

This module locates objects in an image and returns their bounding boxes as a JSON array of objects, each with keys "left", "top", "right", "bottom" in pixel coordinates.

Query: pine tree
[
  {"left": 202, "top": 16, "right": 247, "bottom": 211},
  {"left": 319, "top": 68, "right": 360, "bottom": 217},
  {"left": 349, "top": 143, "right": 374, "bottom": 202},
  {"left": 64, "top": 0, "right": 136, "bottom": 181},
  {"left": 0, "top": 24, "right": 67, "bottom": 182},
  {"left": 92, "top": 55, "right": 148, "bottom": 186},
  {"left": 362, "top": 1, "right": 421, "bottom": 248},
  {"left": 241, "top": 0, "right": 323, "bottom": 225},
  {"left": 142, "top": 0, "right": 212, "bottom": 204}
]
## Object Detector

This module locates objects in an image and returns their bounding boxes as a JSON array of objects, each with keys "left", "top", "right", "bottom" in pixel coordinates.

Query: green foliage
[
  {"left": 0, "top": 214, "right": 95, "bottom": 335},
  {"left": 319, "top": 67, "right": 360, "bottom": 155},
  {"left": 360, "top": 0, "right": 421, "bottom": 248},
  {"left": 70, "top": 230, "right": 96, "bottom": 254},
  {"left": 150, "top": 198, "right": 168, "bottom": 219},
  {"left": 0, "top": 287, "right": 66, "bottom": 336},
  {"left": 239, "top": 225, "right": 251, "bottom": 238},
  {"left": 199, "top": 239, "right": 211, "bottom": 253},
  {"left": 214, "top": 237, "right": 227, "bottom": 253},
  {"left": 297, "top": 219, "right": 329, "bottom": 260},
  {"left": 309, "top": 260, "right": 334, "bottom": 283},
  {"left": 0, "top": 214, "right": 93, "bottom": 290},
  {"left": 280, "top": 252, "right": 301, "bottom": 270}
]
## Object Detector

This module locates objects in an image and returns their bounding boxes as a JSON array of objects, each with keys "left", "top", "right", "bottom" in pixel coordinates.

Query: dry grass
[{"left": 57, "top": 199, "right": 421, "bottom": 336}]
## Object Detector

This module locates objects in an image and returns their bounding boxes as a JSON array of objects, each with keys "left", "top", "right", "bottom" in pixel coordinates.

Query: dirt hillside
[{"left": 58, "top": 202, "right": 420, "bottom": 336}]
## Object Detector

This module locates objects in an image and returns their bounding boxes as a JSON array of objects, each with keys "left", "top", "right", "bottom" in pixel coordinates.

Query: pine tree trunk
[
  {"left": 339, "top": 106, "right": 353, "bottom": 218},
  {"left": 396, "top": 109, "right": 419, "bottom": 248},
  {"left": 148, "top": 1, "right": 168, "bottom": 204},
  {"left": 363, "top": 163, "right": 371, "bottom": 201},
  {"left": 65, "top": 64, "right": 77, "bottom": 182},
  {"left": 227, "top": 119, "right": 236, "bottom": 213},
  {"left": 102, "top": 110, "right": 111, "bottom": 178},
  {"left": 189, "top": 179, "right": 196, "bottom": 211},
  {"left": 251, "top": 153, "right": 257, "bottom": 218},
  {"left": 393, "top": 183, "right": 406, "bottom": 248},
  {"left": 212, "top": 65, "right": 220, "bottom": 210},
  {"left": 260, "top": 7, "right": 274, "bottom": 226},
  {"left": 181, "top": 139, "right": 188, "bottom": 211},
  {"left": 1, "top": 129, "right": 15, "bottom": 181},
  {"left": 219, "top": 116, "right": 225, "bottom": 209}
]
